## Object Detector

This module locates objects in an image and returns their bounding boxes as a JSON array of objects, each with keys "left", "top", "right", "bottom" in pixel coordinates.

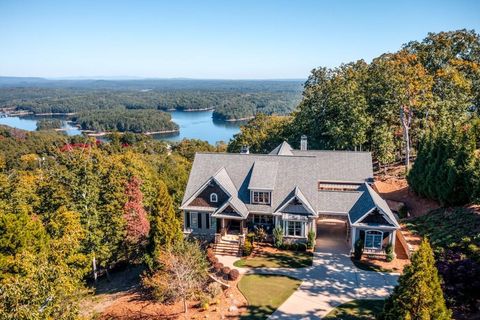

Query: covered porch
[
  {"left": 216, "top": 217, "right": 248, "bottom": 236},
  {"left": 351, "top": 226, "right": 397, "bottom": 256}
]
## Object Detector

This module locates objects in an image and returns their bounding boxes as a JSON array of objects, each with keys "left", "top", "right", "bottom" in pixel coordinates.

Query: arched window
[
  {"left": 210, "top": 193, "right": 218, "bottom": 203},
  {"left": 364, "top": 230, "right": 383, "bottom": 249}
]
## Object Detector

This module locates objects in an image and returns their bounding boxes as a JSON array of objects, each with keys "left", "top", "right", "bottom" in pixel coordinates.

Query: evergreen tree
[
  {"left": 382, "top": 239, "right": 451, "bottom": 320},
  {"left": 148, "top": 180, "right": 182, "bottom": 263}
]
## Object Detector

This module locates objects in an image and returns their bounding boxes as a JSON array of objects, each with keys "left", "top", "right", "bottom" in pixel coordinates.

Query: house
[{"left": 180, "top": 136, "right": 400, "bottom": 256}]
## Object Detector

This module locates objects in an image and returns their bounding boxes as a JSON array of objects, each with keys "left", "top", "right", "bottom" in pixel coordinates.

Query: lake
[{"left": 0, "top": 110, "right": 242, "bottom": 145}]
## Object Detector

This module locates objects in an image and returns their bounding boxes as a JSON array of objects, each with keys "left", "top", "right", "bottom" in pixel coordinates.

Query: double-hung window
[
  {"left": 364, "top": 230, "right": 383, "bottom": 249},
  {"left": 185, "top": 212, "right": 191, "bottom": 229},
  {"left": 252, "top": 191, "right": 271, "bottom": 204},
  {"left": 197, "top": 212, "right": 202, "bottom": 229},
  {"left": 285, "top": 221, "right": 303, "bottom": 237},
  {"left": 205, "top": 213, "right": 210, "bottom": 229}
]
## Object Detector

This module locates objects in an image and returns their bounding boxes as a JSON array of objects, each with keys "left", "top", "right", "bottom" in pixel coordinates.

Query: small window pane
[{"left": 185, "top": 212, "right": 190, "bottom": 228}]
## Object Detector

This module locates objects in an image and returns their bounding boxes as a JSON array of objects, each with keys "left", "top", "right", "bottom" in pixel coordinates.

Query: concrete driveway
[
  {"left": 216, "top": 220, "right": 399, "bottom": 319},
  {"left": 267, "top": 220, "right": 398, "bottom": 319}
]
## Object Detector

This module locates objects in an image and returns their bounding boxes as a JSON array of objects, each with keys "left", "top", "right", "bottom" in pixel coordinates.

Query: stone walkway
[{"left": 216, "top": 222, "right": 399, "bottom": 319}]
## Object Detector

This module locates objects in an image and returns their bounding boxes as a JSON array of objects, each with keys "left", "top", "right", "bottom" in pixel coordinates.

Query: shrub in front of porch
[
  {"left": 243, "top": 239, "right": 253, "bottom": 256},
  {"left": 354, "top": 238, "right": 364, "bottom": 260},
  {"left": 385, "top": 244, "right": 394, "bottom": 262},
  {"left": 307, "top": 230, "right": 315, "bottom": 250},
  {"left": 273, "top": 226, "right": 283, "bottom": 248}
]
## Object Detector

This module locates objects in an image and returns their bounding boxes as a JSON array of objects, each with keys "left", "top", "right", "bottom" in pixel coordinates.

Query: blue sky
[{"left": 0, "top": 0, "right": 479, "bottom": 79}]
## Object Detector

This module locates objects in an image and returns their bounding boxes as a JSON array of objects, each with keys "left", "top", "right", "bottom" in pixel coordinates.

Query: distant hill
[
  {"left": 0, "top": 78, "right": 304, "bottom": 121},
  {"left": 0, "top": 76, "right": 304, "bottom": 91}
]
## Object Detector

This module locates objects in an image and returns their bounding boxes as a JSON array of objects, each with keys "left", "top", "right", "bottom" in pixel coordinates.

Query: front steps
[{"left": 213, "top": 236, "right": 241, "bottom": 256}]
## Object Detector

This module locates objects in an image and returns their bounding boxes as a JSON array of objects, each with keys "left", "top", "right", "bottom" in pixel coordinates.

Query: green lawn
[
  {"left": 238, "top": 274, "right": 301, "bottom": 319},
  {"left": 233, "top": 250, "right": 313, "bottom": 268},
  {"left": 323, "top": 299, "right": 385, "bottom": 320}
]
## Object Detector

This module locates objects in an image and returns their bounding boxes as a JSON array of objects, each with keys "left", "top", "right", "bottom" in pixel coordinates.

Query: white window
[
  {"left": 284, "top": 221, "right": 304, "bottom": 237},
  {"left": 210, "top": 193, "right": 218, "bottom": 203},
  {"left": 365, "top": 230, "right": 383, "bottom": 249},
  {"left": 252, "top": 191, "right": 271, "bottom": 204}
]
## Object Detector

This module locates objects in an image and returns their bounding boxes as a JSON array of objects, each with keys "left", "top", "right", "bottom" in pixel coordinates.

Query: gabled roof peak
[{"left": 269, "top": 141, "right": 294, "bottom": 156}]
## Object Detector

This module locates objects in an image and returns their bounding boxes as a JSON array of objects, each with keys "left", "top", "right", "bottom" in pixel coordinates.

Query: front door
[{"left": 227, "top": 219, "right": 241, "bottom": 234}]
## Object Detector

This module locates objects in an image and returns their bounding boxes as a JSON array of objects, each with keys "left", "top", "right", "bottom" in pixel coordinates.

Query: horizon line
[{"left": 0, "top": 75, "right": 307, "bottom": 81}]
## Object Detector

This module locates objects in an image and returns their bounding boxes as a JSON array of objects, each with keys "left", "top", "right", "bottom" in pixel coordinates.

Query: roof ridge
[{"left": 195, "top": 152, "right": 316, "bottom": 158}]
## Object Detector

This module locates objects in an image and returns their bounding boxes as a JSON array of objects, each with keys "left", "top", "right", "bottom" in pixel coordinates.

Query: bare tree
[{"left": 143, "top": 240, "right": 208, "bottom": 315}]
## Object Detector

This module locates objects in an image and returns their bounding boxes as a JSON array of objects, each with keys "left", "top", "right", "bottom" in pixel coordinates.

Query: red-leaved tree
[{"left": 123, "top": 176, "right": 150, "bottom": 260}]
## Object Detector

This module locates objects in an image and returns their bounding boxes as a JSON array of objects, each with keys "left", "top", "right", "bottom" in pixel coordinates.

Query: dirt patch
[
  {"left": 98, "top": 278, "right": 247, "bottom": 320},
  {"left": 374, "top": 177, "right": 440, "bottom": 218},
  {"left": 359, "top": 254, "right": 410, "bottom": 274},
  {"left": 81, "top": 264, "right": 248, "bottom": 320}
]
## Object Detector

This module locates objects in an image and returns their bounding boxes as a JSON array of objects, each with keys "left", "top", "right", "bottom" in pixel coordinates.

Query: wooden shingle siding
[{"left": 189, "top": 182, "right": 228, "bottom": 207}]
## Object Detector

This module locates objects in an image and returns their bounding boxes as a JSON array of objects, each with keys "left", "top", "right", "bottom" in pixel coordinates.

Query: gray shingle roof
[
  {"left": 248, "top": 161, "right": 278, "bottom": 190},
  {"left": 182, "top": 142, "right": 398, "bottom": 229},
  {"left": 211, "top": 168, "right": 249, "bottom": 218},
  {"left": 182, "top": 147, "right": 374, "bottom": 214},
  {"left": 348, "top": 183, "right": 399, "bottom": 227}
]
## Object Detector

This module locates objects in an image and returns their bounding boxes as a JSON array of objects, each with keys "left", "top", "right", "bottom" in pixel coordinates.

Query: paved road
[{"left": 217, "top": 220, "right": 399, "bottom": 319}]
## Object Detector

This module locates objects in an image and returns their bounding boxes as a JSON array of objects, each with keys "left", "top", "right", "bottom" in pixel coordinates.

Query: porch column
[
  {"left": 350, "top": 226, "right": 356, "bottom": 253},
  {"left": 391, "top": 230, "right": 397, "bottom": 256}
]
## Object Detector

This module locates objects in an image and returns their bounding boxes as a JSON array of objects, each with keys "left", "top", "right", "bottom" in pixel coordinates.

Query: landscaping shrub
[
  {"left": 206, "top": 282, "right": 223, "bottom": 299},
  {"left": 354, "top": 238, "right": 364, "bottom": 260},
  {"left": 243, "top": 239, "right": 253, "bottom": 256},
  {"left": 247, "top": 232, "right": 256, "bottom": 244},
  {"left": 255, "top": 227, "right": 268, "bottom": 243},
  {"left": 290, "top": 243, "right": 298, "bottom": 251},
  {"left": 206, "top": 247, "right": 214, "bottom": 258},
  {"left": 229, "top": 269, "right": 240, "bottom": 281},
  {"left": 222, "top": 266, "right": 231, "bottom": 275},
  {"left": 385, "top": 244, "right": 394, "bottom": 262},
  {"left": 307, "top": 231, "right": 315, "bottom": 249},
  {"left": 297, "top": 243, "right": 307, "bottom": 252},
  {"left": 273, "top": 226, "right": 283, "bottom": 248},
  {"left": 199, "top": 294, "right": 210, "bottom": 311},
  {"left": 214, "top": 262, "right": 223, "bottom": 272},
  {"left": 209, "top": 256, "right": 218, "bottom": 266}
]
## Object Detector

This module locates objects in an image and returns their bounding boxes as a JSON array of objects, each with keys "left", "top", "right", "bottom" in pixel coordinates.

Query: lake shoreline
[
  {"left": 84, "top": 128, "right": 180, "bottom": 137},
  {"left": 0, "top": 110, "right": 241, "bottom": 144}
]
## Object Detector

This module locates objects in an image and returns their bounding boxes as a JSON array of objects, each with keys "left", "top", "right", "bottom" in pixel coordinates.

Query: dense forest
[
  {"left": 229, "top": 29, "right": 480, "bottom": 168},
  {"left": 0, "top": 80, "right": 302, "bottom": 121},
  {"left": 0, "top": 125, "right": 223, "bottom": 319},
  {"left": 74, "top": 109, "right": 179, "bottom": 133}
]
